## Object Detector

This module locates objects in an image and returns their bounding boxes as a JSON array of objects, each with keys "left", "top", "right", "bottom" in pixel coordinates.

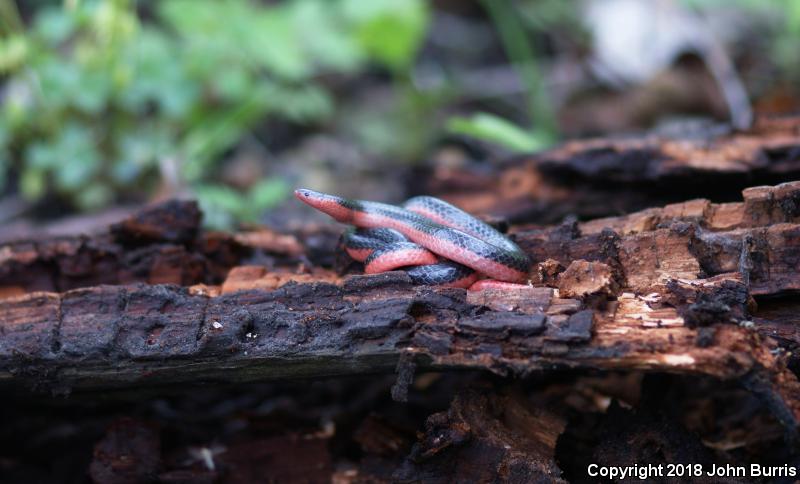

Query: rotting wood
[
  {"left": 424, "top": 116, "right": 800, "bottom": 223},
  {"left": 393, "top": 389, "right": 566, "bottom": 483},
  {"left": 0, "top": 201, "right": 254, "bottom": 296},
  {"left": 2, "top": 182, "right": 800, "bottom": 440}
]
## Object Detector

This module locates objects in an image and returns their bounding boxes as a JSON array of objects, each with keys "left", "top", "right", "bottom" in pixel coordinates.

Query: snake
[{"left": 294, "top": 188, "right": 531, "bottom": 289}]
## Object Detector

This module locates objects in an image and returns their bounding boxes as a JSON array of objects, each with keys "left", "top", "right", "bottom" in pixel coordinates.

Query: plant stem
[
  {"left": 480, "top": 0, "right": 557, "bottom": 139},
  {"left": 0, "top": 0, "right": 23, "bottom": 36}
]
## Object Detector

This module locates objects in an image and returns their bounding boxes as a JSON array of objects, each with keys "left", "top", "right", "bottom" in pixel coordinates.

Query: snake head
[{"left": 294, "top": 188, "right": 354, "bottom": 223}]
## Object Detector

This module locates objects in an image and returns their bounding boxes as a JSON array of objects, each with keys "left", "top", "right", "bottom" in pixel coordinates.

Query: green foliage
[
  {"left": 774, "top": 0, "right": 800, "bottom": 82},
  {"left": 448, "top": 112, "right": 552, "bottom": 153},
  {"left": 680, "top": 0, "right": 800, "bottom": 82},
  {"left": 0, "top": 0, "right": 430, "bottom": 226},
  {"left": 480, "top": 0, "right": 557, "bottom": 140},
  {"left": 446, "top": 1, "right": 558, "bottom": 154},
  {"left": 195, "top": 178, "right": 289, "bottom": 230},
  {"left": 341, "top": 0, "right": 429, "bottom": 73}
]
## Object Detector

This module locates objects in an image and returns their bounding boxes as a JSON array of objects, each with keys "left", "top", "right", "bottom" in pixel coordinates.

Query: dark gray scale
[
  {"left": 430, "top": 225, "right": 530, "bottom": 272},
  {"left": 335, "top": 194, "right": 530, "bottom": 279},
  {"left": 432, "top": 227, "right": 520, "bottom": 269},
  {"left": 343, "top": 227, "right": 408, "bottom": 251},
  {"left": 364, "top": 242, "right": 429, "bottom": 266},
  {"left": 366, "top": 228, "right": 408, "bottom": 243},
  {"left": 359, "top": 201, "right": 443, "bottom": 236},
  {"left": 404, "top": 196, "right": 521, "bottom": 252},
  {"left": 363, "top": 197, "right": 530, "bottom": 273},
  {"left": 406, "top": 261, "right": 475, "bottom": 286}
]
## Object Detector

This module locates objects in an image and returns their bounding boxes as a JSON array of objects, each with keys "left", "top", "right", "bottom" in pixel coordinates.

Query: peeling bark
[
  {"left": 424, "top": 116, "right": 800, "bottom": 223},
  {"left": 394, "top": 390, "right": 566, "bottom": 483},
  {"left": 2, "top": 181, "right": 800, "bottom": 446}
]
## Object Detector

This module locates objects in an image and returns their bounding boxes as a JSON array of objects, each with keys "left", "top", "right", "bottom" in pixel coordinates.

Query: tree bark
[
  {"left": 2, "top": 180, "right": 800, "bottom": 439},
  {"left": 424, "top": 115, "right": 800, "bottom": 223}
]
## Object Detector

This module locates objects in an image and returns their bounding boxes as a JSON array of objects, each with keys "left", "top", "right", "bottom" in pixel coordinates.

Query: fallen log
[
  {"left": 425, "top": 115, "right": 800, "bottom": 223},
  {"left": 393, "top": 389, "right": 566, "bottom": 483},
  {"left": 2, "top": 181, "right": 800, "bottom": 441}
]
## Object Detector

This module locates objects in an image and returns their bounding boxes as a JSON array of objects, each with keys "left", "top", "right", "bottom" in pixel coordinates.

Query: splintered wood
[
  {"left": 2, "top": 113, "right": 800, "bottom": 480},
  {"left": 2, "top": 179, "right": 800, "bottom": 442},
  {"left": 4, "top": 127, "right": 800, "bottom": 484},
  {"left": 426, "top": 116, "right": 800, "bottom": 224}
]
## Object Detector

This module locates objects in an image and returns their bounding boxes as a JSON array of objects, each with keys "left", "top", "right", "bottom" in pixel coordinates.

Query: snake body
[{"left": 295, "top": 189, "right": 530, "bottom": 288}]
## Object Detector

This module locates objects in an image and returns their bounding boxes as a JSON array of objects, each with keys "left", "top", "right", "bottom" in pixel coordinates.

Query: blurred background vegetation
[{"left": 0, "top": 0, "right": 797, "bottom": 231}]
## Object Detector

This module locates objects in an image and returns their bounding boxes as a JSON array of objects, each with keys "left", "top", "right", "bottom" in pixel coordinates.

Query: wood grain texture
[
  {"left": 2, "top": 180, "right": 800, "bottom": 440},
  {"left": 424, "top": 116, "right": 800, "bottom": 224}
]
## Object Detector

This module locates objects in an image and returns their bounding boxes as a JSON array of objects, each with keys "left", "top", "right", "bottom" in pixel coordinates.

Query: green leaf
[
  {"left": 0, "top": 126, "right": 8, "bottom": 191},
  {"left": 250, "top": 10, "right": 312, "bottom": 80},
  {"left": 0, "top": 156, "right": 6, "bottom": 192},
  {"left": 213, "top": 67, "right": 253, "bottom": 102},
  {"left": 36, "top": 58, "right": 81, "bottom": 110},
  {"left": 20, "top": 168, "right": 46, "bottom": 201},
  {"left": 33, "top": 7, "right": 77, "bottom": 45},
  {"left": 90, "top": 0, "right": 139, "bottom": 44},
  {"left": 265, "top": 82, "right": 333, "bottom": 123},
  {"left": 481, "top": 0, "right": 557, "bottom": 137},
  {"left": 160, "top": 0, "right": 313, "bottom": 81},
  {"left": 181, "top": 91, "right": 270, "bottom": 182},
  {"left": 118, "top": 27, "right": 198, "bottom": 118},
  {"left": 50, "top": 123, "right": 100, "bottom": 190},
  {"left": 192, "top": 178, "right": 288, "bottom": 230},
  {"left": 289, "top": 0, "right": 364, "bottom": 72},
  {"left": 114, "top": 125, "right": 172, "bottom": 183},
  {"left": 342, "top": 0, "right": 429, "bottom": 72},
  {"left": 193, "top": 183, "right": 249, "bottom": 230},
  {"left": 447, "top": 113, "right": 552, "bottom": 152},
  {"left": 0, "top": 0, "right": 441, "bottom": 216},
  {"left": 0, "top": 35, "right": 29, "bottom": 73},
  {"left": 248, "top": 178, "right": 289, "bottom": 211},
  {"left": 73, "top": 68, "right": 112, "bottom": 114},
  {"left": 74, "top": 184, "right": 112, "bottom": 210},
  {"left": 26, "top": 142, "right": 58, "bottom": 169}
]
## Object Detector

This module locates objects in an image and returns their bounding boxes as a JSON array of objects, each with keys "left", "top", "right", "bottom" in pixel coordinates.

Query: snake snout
[{"left": 294, "top": 188, "right": 312, "bottom": 200}]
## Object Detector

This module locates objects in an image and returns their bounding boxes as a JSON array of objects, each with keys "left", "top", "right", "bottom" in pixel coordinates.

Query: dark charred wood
[
  {"left": 588, "top": 404, "right": 725, "bottom": 484},
  {"left": 89, "top": 418, "right": 161, "bottom": 484},
  {"left": 110, "top": 200, "right": 201, "bottom": 245},
  {"left": 393, "top": 389, "right": 566, "bottom": 483},
  {"left": 2, "top": 180, "right": 800, "bottom": 463},
  {"left": 422, "top": 116, "right": 800, "bottom": 224}
]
